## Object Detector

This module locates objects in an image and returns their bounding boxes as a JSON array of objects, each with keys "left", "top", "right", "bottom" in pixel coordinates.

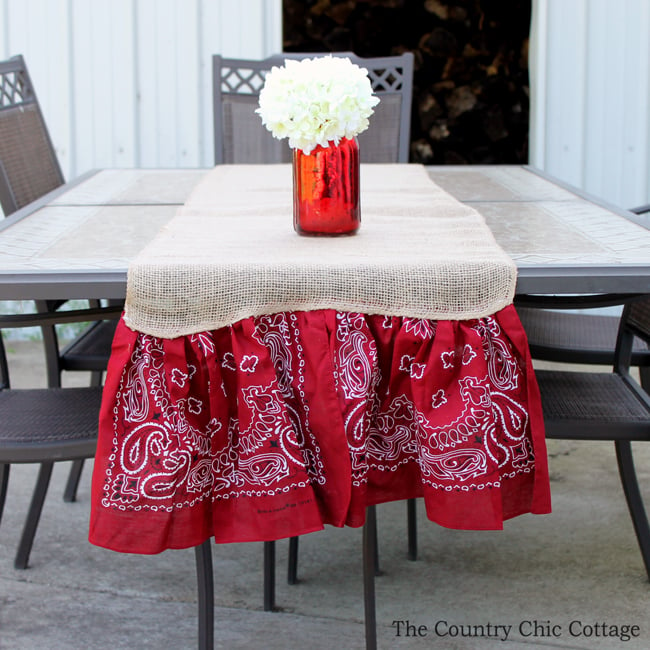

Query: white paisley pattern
[{"left": 95, "top": 308, "right": 547, "bottom": 547}]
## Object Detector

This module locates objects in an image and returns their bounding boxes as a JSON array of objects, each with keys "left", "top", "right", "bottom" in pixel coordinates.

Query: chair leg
[
  {"left": 63, "top": 370, "right": 102, "bottom": 502},
  {"left": 15, "top": 462, "right": 54, "bottom": 569},
  {"left": 0, "top": 463, "right": 9, "bottom": 526},
  {"left": 287, "top": 536, "right": 299, "bottom": 585},
  {"left": 194, "top": 539, "right": 214, "bottom": 650},
  {"left": 407, "top": 498, "right": 418, "bottom": 561},
  {"left": 263, "top": 541, "right": 276, "bottom": 611},
  {"left": 363, "top": 505, "right": 378, "bottom": 650},
  {"left": 640, "top": 366, "right": 650, "bottom": 392},
  {"left": 615, "top": 440, "right": 650, "bottom": 581},
  {"left": 63, "top": 459, "right": 85, "bottom": 502}
]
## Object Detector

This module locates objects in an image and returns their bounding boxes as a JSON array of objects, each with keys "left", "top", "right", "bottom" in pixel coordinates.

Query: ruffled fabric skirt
[{"left": 89, "top": 306, "right": 551, "bottom": 554}]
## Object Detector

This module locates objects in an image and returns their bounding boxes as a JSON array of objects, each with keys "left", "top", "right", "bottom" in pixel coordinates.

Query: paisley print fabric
[{"left": 90, "top": 306, "right": 550, "bottom": 553}]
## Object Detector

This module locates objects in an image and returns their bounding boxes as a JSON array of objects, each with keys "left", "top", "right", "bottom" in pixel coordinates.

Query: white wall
[
  {"left": 2, "top": 0, "right": 649, "bottom": 212},
  {"left": 0, "top": 0, "right": 282, "bottom": 181},
  {"left": 530, "top": 0, "right": 650, "bottom": 209}
]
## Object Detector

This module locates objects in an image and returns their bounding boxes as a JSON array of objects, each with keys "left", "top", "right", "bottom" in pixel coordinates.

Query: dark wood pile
[{"left": 283, "top": 0, "right": 531, "bottom": 164}]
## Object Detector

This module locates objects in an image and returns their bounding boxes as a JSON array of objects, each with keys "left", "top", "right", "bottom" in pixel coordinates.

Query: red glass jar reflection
[{"left": 292, "top": 137, "right": 360, "bottom": 236}]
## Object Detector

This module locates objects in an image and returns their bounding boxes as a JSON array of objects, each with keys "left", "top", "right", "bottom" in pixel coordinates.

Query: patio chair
[
  {"left": 516, "top": 204, "right": 650, "bottom": 388},
  {"left": 535, "top": 294, "right": 650, "bottom": 580},
  {"left": 34, "top": 298, "right": 119, "bottom": 502},
  {"left": 213, "top": 51, "right": 414, "bottom": 164},
  {"left": 0, "top": 54, "right": 120, "bottom": 501},
  {"left": 213, "top": 50, "right": 416, "bottom": 616},
  {"left": 0, "top": 306, "right": 120, "bottom": 568},
  {"left": 0, "top": 307, "right": 214, "bottom": 650}
]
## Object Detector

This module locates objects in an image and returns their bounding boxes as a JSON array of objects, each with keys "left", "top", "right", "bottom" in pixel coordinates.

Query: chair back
[
  {"left": 213, "top": 52, "right": 414, "bottom": 165},
  {"left": 0, "top": 55, "right": 64, "bottom": 216},
  {"left": 627, "top": 298, "right": 650, "bottom": 342},
  {"left": 616, "top": 296, "right": 650, "bottom": 373}
]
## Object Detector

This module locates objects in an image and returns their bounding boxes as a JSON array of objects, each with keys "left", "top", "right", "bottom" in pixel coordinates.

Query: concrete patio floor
[{"left": 1, "top": 340, "right": 650, "bottom": 649}]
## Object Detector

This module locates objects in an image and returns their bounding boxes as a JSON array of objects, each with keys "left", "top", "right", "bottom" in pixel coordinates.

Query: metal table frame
[{"left": 1, "top": 165, "right": 649, "bottom": 301}]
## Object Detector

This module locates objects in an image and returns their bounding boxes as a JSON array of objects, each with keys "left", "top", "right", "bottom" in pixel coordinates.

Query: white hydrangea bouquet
[{"left": 256, "top": 55, "right": 380, "bottom": 154}]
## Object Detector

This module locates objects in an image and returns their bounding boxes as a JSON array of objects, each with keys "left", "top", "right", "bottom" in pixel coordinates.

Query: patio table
[
  {"left": 83, "top": 163, "right": 551, "bottom": 553},
  {"left": 1, "top": 164, "right": 649, "bottom": 552},
  {"left": 1, "top": 165, "right": 649, "bottom": 300},
  {"left": 0, "top": 165, "right": 650, "bottom": 300}
]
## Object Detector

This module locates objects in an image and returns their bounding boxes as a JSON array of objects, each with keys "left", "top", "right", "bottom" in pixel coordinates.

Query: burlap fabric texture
[{"left": 124, "top": 164, "right": 517, "bottom": 338}]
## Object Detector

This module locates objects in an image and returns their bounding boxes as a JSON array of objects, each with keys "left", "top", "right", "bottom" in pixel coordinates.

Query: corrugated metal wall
[
  {"left": 530, "top": 0, "right": 650, "bottom": 208},
  {"left": 1, "top": 0, "right": 649, "bottom": 211},
  {"left": 0, "top": 0, "right": 282, "bottom": 182}
]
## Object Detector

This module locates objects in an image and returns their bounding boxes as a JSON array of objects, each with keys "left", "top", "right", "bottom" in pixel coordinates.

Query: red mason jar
[{"left": 292, "top": 137, "right": 360, "bottom": 236}]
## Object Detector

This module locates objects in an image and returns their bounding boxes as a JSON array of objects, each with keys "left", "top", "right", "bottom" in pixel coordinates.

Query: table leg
[
  {"left": 288, "top": 536, "right": 299, "bottom": 584},
  {"left": 407, "top": 498, "right": 418, "bottom": 561},
  {"left": 363, "top": 505, "right": 377, "bottom": 650},
  {"left": 195, "top": 540, "right": 214, "bottom": 650},
  {"left": 263, "top": 540, "right": 276, "bottom": 611}
]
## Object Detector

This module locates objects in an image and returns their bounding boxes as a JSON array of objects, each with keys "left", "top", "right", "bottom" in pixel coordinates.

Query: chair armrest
[
  {"left": 514, "top": 294, "right": 644, "bottom": 310},
  {"left": 0, "top": 305, "right": 123, "bottom": 329}
]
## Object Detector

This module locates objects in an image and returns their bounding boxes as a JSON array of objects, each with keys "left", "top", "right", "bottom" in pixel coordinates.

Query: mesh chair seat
[
  {"left": 537, "top": 370, "right": 650, "bottom": 427},
  {"left": 0, "top": 384, "right": 101, "bottom": 570},
  {"left": 518, "top": 307, "right": 650, "bottom": 366},
  {"left": 0, "top": 387, "right": 102, "bottom": 460}
]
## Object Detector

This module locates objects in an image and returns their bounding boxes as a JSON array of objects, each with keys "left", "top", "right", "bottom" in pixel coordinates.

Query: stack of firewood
[{"left": 283, "top": 0, "right": 531, "bottom": 164}]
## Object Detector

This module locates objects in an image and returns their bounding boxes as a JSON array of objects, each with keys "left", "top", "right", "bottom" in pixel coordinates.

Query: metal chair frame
[
  {"left": 536, "top": 295, "right": 650, "bottom": 580},
  {"left": 0, "top": 54, "right": 120, "bottom": 503},
  {"left": 0, "top": 306, "right": 120, "bottom": 568}
]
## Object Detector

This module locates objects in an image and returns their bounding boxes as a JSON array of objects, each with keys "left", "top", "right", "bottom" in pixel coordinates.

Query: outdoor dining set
[{"left": 1, "top": 51, "right": 649, "bottom": 650}]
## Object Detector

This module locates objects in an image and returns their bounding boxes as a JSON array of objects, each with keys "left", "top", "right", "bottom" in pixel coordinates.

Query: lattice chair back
[
  {"left": 213, "top": 52, "right": 414, "bottom": 165},
  {"left": 0, "top": 55, "right": 64, "bottom": 216}
]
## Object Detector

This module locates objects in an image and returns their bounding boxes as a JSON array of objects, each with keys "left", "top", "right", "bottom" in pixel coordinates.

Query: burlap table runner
[{"left": 124, "top": 164, "right": 517, "bottom": 338}]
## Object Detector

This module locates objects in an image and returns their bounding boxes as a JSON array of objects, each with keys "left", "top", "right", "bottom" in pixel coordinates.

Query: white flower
[{"left": 256, "top": 56, "right": 380, "bottom": 154}]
